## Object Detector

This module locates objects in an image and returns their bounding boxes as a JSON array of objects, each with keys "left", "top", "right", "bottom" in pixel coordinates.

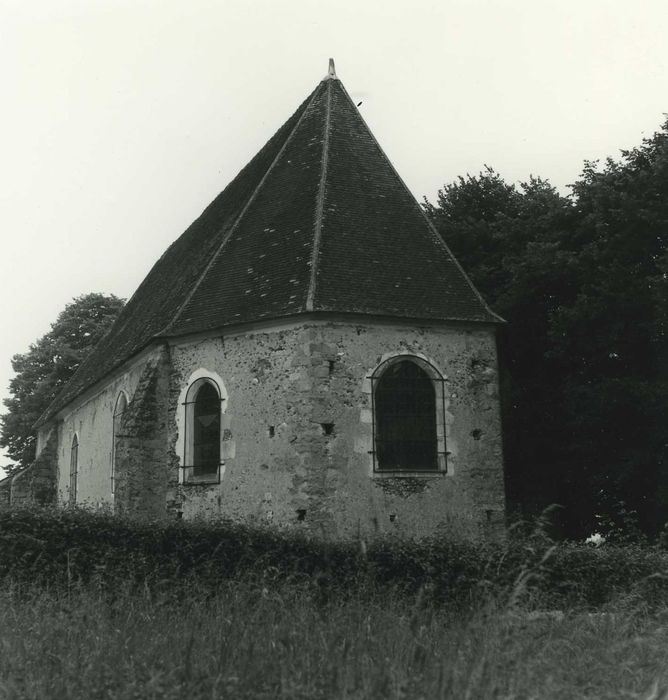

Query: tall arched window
[
  {"left": 111, "top": 392, "right": 127, "bottom": 495},
  {"left": 69, "top": 434, "right": 79, "bottom": 503},
  {"left": 372, "top": 357, "right": 446, "bottom": 472},
  {"left": 184, "top": 378, "right": 222, "bottom": 483}
]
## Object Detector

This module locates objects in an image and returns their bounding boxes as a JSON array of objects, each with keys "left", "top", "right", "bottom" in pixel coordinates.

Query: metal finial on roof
[{"left": 326, "top": 58, "right": 337, "bottom": 80}]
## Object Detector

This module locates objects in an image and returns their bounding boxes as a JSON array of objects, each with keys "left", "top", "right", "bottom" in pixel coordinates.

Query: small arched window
[
  {"left": 184, "top": 378, "right": 222, "bottom": 483},
  {"left": 372, "top": 357, "right": 446, "bottom": 473},
  {"left": 69, "top": 434, "right": 79, "bottom": 503},
  {"left": 111, "top": 392, "right": 128, "bottom": 495}
]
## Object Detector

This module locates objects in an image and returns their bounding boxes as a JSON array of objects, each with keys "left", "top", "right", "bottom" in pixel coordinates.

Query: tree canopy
[
  {"left": 426, "top": 119, "right": 668, "bottom": 538},
  {"left": 0, "top": 293, "right": 125, "bottom": 476}
]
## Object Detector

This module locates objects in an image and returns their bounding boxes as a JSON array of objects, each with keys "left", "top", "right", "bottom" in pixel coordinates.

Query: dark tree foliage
[
  {"left": 1, "top": 293, "right": 125, "bottom": 475},
  {"left": 426, "top": 121, "right": 668, "bottom": 538}
]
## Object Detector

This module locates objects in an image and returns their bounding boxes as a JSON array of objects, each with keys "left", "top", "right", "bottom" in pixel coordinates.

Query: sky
[{"left": 1, "top": 0, "right": 667, "bottom": 477}]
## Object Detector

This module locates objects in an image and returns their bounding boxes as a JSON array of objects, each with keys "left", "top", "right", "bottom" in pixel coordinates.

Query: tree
[
  {"left": 426, "top": 169, "right": 581, "bottom": 530},
  {"left": 549, "top": 121, "right": 668, "bottom": 536},
  {"left": 0, "top": 293, "right": 125, "bottom": 475},
  {"left": 426, "top": 120, "right": 668, "bottom": 537}
]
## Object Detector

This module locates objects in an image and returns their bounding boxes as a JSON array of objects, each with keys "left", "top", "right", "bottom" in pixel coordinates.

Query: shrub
[{"left": 2, "top": 506, "right": 668, "bottom": 609}]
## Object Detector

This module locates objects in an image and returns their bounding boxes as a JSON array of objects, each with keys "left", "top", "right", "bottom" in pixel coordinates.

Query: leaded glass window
[
  {"left": 374, "top": 359, "right": 439, "bottom": 471},
  {"left": 192, "top": 382, "right": 221, "bottom": 477},
  {"left": 70, "top": 434, "right": 79, "bottom": 503}
]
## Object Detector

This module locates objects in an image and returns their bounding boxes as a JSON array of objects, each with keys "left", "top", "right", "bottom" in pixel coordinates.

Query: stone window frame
[
  {"left": 69, "top": 433, "right": 79, "bottom": 504},
  {"left": 111, "top": 391, "right": 128, "bottom": 496},
  {"left": 181, "top": 376, "right": 225, "bottom": 485},
  {"left": 369, "top": 354, "right": 448, "bottom": 476}
]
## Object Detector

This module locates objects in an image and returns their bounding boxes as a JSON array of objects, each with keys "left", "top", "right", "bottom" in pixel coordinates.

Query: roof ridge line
[
  {"left": 305, "top": 79, "right": 333, "bottom": 312},
  {"left": 335, "top": 82, "right": 505, "bottom": 324},
  {"left": 161, "top": 82, "right": 326, "bottom": 335}
]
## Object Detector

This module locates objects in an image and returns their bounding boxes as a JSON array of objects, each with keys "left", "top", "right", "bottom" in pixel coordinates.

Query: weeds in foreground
[
  {"left": 4, "top": 506, "right": 668, "bottom": 610},
  {"left": 1, "top": 581, "right": 668, "bottom": 700},
  {"left": 3, "top": 507, "right": 668, "bottom": 698}
]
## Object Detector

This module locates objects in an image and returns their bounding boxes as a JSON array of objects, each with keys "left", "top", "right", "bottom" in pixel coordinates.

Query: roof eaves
[{"left": 34, "top": 337, "right": 166, "bottom": 428}]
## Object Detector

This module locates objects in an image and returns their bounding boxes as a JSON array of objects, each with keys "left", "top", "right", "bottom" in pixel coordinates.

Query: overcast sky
[{"left": 1, "top": 0, "right": 667, "bottom": 477}]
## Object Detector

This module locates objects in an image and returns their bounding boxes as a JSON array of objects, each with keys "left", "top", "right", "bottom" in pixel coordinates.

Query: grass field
[
  {"left": 2, "top": 583, "right": 668, "bottom": 699},
  {"left": 2, "top": 509, "right": 668, "bottom": 699}
]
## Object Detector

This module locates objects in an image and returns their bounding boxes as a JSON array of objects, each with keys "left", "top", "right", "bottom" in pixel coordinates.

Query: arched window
[
  {"left": 69, "top": 434, "right": 79, "bottom": 503},
  {"left": 184, "top": 378, "right": 222, "bottom": 483},
  {"left": 111, "top": 392, "right": 127, "bottom": 495},
  {"left": 372, "top": 357, "right": 446, "bottom": 472}
]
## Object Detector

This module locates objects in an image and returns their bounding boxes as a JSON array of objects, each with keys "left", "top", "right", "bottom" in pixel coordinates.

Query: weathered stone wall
[
  {"left": 167, "top": 332, "right": 304, "bottom": 521},
  {"left": 299, "top": 322, "right": 505, "bottom": 539},
  {"left": 33, "top": 317, "right": 504, "bottom": 538},
  {"left": 44, "top": 348, "right": 164, "bottom": 508},
  {"left": 114, "top": 347, "right": 171, "bottom": 519},
  {"left": 9, "top": 428, "right": 59, "bottom": 508},
  {"left": 169, "top": 318, "right": 504, "bottom": 539},
  {"left": 0, "top": 476, "right": 13, "bottom": 509}
]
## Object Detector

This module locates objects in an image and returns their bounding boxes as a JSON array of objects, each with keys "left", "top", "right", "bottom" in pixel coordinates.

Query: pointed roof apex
[{"left": 38, "top": 70, "right": 502, "bottom": 425}]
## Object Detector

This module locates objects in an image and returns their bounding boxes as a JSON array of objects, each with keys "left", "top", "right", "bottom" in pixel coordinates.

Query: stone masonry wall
[
  {"left": 45, "top": 348, "right": 163, "bottom": 508},
  {"left": 114, "top": 346, "right": 171, "bottom": 519},
  {"left": 9, "top": 428, "right": 59, "bottom": 508},
  {"left": 33, "top": 317, "right": 504, "bottom": 538},
  {"left": 169, "top": 319, "right": 504, "bottom": 539},
  {"left": 0, "top": 477, "right": 10, "bottom": 509}
]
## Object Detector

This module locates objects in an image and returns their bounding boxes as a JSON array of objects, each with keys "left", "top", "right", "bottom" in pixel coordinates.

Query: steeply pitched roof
[{"left": 39, "top": 64, "right": 501, "bottom": 425}]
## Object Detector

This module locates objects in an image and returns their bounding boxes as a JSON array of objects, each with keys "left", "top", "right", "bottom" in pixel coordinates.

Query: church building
[{"left": 19, "top": 61, "right": 505, "bottom": 538}]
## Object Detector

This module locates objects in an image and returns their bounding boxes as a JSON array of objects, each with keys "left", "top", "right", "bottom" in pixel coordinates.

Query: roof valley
[{"left": 305, "top": 78, "right": 333, "bottom": 312}]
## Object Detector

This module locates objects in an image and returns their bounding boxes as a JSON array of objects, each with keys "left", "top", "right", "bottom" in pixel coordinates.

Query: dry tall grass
[
  {"left": 1, "top": 581, "right": 668, "bottom": 699},
  {"left": 3, "top": 509, "right": 668, "bottom": 699}
]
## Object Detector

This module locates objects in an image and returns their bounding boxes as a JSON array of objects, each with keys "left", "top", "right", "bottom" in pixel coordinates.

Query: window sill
[
  {"left": 372, "top": 470, "right": 446, "bottom": 479},
  {"left": 181, "top": 465, "right": 222, "bottom": 486}
]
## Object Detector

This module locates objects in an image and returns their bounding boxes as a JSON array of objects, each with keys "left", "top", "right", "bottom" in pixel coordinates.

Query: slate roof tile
[{"left": 39, "top": 68, "right": 500, "bottom": 425}]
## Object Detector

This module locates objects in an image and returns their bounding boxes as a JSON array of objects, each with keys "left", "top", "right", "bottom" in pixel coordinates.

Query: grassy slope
[
  {"left": 2, "top": 584, "right": 668, "bottom": 699},
  {"left": 2, "top": 509, "right": 668, "bottom": 698}
]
